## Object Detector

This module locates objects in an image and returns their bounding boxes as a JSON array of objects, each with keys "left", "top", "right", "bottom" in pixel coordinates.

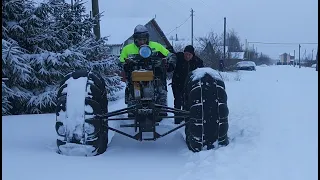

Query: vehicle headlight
[{"left": 139, "top": 45, "right": 152, "bottom": 58}]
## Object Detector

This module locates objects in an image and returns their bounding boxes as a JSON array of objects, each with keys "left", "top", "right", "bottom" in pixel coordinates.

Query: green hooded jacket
[{"left": 119, "top": 41, "right": 170, "bottom": 63}]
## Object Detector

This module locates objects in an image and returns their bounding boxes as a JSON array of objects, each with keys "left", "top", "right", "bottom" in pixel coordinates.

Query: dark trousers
[
  {"left": 172, "top": 89, "right": 182, "bottom": 109},
  {"left": 172, "top": 84, "right": 184, "bottom": 123}
]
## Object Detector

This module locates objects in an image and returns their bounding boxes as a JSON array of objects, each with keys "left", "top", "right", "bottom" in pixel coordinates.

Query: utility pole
[
  {"left": 299, "top": 44, "right": 301, "bottom": 68},
  {"left": 220, "top": 17, "right": 226, "bottom": 72},
  {"left": 304, "top": 49, "right": 307, "bottom": 60},
  {"left": 191, "top": 9, "right": 194, "bottom": 46},
  {"left": 293, "top": 50, "right": 295, "bottom": 67},
  {"left": 252, "top": 44, "right": 255, "bottom": 59},
  {"left": 316, "top": 48, "right": 318, "bottom": 71},
  {"left": 245, "top": 39, "right": 248, "bottom": 59},
  {"left": 92, "top": 0, "right": 101, "bottom": 40}
]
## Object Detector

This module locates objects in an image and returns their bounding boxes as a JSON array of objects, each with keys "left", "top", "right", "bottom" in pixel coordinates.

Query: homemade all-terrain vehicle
[{"left": 55, "top": 45, "right": 230, "bottom": 156}]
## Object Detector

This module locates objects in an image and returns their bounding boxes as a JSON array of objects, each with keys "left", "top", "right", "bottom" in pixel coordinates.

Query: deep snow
[{"left": 2, "top": 66, "right": 318, "bottom": 180}]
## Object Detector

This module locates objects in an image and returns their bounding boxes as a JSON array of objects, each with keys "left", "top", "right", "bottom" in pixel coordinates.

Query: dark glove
[
  {"left": 166, "top": 53, "right": 177, "bottom": 72},
  {"left": 125, "top": 58, "right": 134, "bottom": 65},
  {"left": 124, "top": 58, "right": 135, "bottom": 71}
]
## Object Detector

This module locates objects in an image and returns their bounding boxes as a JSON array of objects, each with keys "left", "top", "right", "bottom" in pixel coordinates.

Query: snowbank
[
  {"left": 2, "top": 66, "right": 318, "bottom": 180},
  {"left": 259, "top": 64, "right": 268, "bottom": 67}
]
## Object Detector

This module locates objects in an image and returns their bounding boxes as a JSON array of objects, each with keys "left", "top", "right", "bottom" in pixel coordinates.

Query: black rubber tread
[
  {"left": 55, "top": 70, "right": 108, "bottom": 156},
  {"left": 184, "top": 69, "right": 229, "bottom": 152}
]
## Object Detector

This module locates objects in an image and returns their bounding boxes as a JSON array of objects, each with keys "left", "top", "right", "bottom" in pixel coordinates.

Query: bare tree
[
  {"left": 173, "top": 43, "right": 185, "bottom": 53},
  {"left": 256, "top": 53, "right": 273, "bottom": 65},
  {"left": 226, "top": 29, "right": 242, "bottom": 52},
  {"left": 172, "top": 29, "right": 274, "bottom": 70},
  {"left": 196, "top": 31, "right": 223, "bottom": 70},
  {"left": 244, "top": 48, "right": 258, "bottom": 60}
]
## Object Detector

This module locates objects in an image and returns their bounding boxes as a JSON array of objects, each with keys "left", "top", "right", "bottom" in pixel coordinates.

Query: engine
[{"left": 131, "top": 70, "right": 155, "bottom": 100}]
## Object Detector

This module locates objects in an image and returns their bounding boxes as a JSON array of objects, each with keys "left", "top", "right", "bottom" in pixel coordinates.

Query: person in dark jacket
[{"left": 171, "top": 45, "right": 204, "bottom": 124}]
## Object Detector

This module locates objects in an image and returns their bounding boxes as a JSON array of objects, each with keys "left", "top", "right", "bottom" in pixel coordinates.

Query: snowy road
[{"left": 2, "top": 66, "right": 318, "bottom": 180}]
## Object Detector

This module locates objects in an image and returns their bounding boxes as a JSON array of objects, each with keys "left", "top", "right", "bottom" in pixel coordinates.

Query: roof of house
[
  {"left": 149, "top": 19, "right": 171, "bottom": 47},
  {"left": 101, "top": 17, "right": 151, "bottom": 45},
  {"left": 229, "top": 52, "right": 245, "bottom": 59},
  {"left": 101, "top": 17, "right": 171, "bottom": 47}
]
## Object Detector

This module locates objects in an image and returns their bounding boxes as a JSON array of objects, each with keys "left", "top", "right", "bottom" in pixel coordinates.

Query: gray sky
[{"left": 61, "top": 0, "right": 319, "bottom": 59}]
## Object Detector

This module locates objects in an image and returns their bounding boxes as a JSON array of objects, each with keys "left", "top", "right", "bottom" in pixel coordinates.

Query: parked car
[{"left": 235, "top": 61, "right": 256, "bottom": 71}]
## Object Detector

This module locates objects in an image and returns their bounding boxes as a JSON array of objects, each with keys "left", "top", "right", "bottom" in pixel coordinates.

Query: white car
[{"left": 235, "top": 61, "right": 256, "bottom": 71}]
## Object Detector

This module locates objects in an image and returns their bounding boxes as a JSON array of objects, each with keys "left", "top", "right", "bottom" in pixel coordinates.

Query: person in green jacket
[
  {"left": 120, "top": 25, "right": 176, "bottom": 66},
  {"left": 120, "top": 25, "right": 176, "bottom": 117}
]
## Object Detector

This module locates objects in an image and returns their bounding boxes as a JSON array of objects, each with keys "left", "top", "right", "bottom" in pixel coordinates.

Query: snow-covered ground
[{"left": 3, "top": 66, "right": 318, "bottom": 180}]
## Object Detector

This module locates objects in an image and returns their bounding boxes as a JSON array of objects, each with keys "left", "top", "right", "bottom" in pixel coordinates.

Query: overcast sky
[{"left": 38, "top": 0, "right": 318, "bottom": 60}]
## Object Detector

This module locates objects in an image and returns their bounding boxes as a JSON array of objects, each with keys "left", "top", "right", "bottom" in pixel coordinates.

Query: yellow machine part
[{"left": 132, "top": 71, "right": 154, "bottom": 81}]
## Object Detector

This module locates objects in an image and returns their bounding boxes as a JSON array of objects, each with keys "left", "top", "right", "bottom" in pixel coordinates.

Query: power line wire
[
  {"left": 161, "top": 0, "right": 217, "bottom": 36},
  {"left": 198, "top": 0, "right": 210, "bottom": 7},
  {"left": 157, "top": 0, "right": 193, "bottom": 38},
  {"left": 248, "top": 42, "right": 318, "bottom": 45},
  {"left": 165, "top": 16, "right": 191, "bottom": 36},
  {"left": 160, "top": 0, "right": 224, "bottom": 42}
]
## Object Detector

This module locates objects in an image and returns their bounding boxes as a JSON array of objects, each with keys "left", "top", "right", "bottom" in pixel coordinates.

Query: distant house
[
  {"left": 228, "top": 51, "right": 246, "bottom": 60},
  {"left": 279, "top": 53, "right": 294, "bottom": 65},
  {"left": 102, "top": 17, "right": 171, "bottom": 56}
]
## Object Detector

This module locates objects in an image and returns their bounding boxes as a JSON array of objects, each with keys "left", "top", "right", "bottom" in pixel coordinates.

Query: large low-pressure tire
[
  {"left": 183, "top": 67, "right": 229, "bottom": 152},
  {"left": 55, "top": 70, "right": 108, "bottom": 156}
]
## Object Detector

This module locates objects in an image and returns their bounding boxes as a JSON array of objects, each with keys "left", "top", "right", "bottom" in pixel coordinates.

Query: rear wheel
[
  {"left": 55, "top": 70, "right": 108, "bottom": 156},
  {"left": 183, "top": 68, "right": 229, "bottom": 152}
]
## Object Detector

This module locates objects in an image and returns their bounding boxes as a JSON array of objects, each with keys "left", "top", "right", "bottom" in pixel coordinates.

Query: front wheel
[
  {"left": 183, "top": 68, "right": 229, "bottom": 152},
  {"left": 55, "top": 70, "right": 109, "bottom": 156}
]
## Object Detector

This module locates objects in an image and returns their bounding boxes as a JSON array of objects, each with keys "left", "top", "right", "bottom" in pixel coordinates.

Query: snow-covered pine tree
[
  {"left": 62, "top": 0, "right": 124, "bottom": 99},
  {"left": 2, "top": 39, "right": 34, "bottom": 115},
  {"left": 23, "top": 0, "right": 91, "bottom": 113},
  {"left": 25, "top": 0, "right": 122, "bottom": 113},
  {"left": 2, "top": 80, "right": 12, "bottom": 115},
  {"left": 78, "top": 37, "right": 124, "bottom": 101},
  {"left": 2, "top": 0, "right": 122, "bottom": 114},
  {"left": 2, "top": 0, "right": 35, "bottom": 115},
  {"left": 62, "top": 0, "right": 123, "bottom": 100},
  {"left": 2, "top": 0, "right": 89, "bottom": 114}
]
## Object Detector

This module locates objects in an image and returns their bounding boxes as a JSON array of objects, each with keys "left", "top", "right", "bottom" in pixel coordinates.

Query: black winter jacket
[{"left": 172, "top": 52, "right": 204, "bottom": 93}]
